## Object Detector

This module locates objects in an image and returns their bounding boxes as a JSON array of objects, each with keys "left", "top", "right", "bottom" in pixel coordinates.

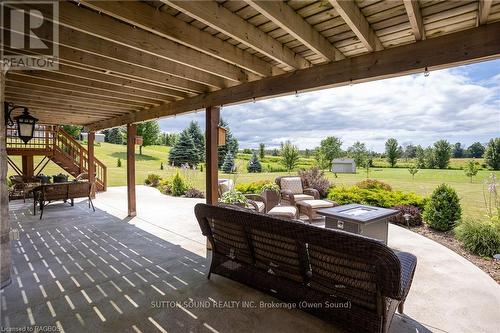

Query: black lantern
[{"left": 4, "top": 102, "right": 38, "bottom": 144}]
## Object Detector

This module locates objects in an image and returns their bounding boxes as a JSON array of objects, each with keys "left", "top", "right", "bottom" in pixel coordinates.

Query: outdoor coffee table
[
  {"left": 317, "top": 204, "right": 398, "bottom": 245},
  {"left": 296, "top": 199, "right": 335, "bottom": 223}
]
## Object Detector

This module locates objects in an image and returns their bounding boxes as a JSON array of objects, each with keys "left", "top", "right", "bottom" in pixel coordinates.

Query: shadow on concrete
[{"left": 2, "top": 199, "right": 428, "bottom": 333}]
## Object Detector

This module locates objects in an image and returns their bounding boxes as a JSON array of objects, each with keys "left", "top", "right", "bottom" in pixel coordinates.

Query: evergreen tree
[
  {"left": 259, "top": 143, "right": 265, "bottom": 159},
  {"left": 107, "top": 128, "right": 123, "bottom": 144},
  {"left": 247, "top": 151, "right": 262, "bottom": 173},
  {"left": 484, "top": 138, "right": 500, "bottom": 170},
  {"left": 218, "top": 118, "right": 239, "bottom": 168},
  {"left": 187, "top": 121, "right": 205, "bottom": 163},
  {"left": 221, "top": 152, "right": 235, "bottom": 173},
  {"left": 168, "top": 130, "right": 199, "bottom": 166},
  {"left": 137, "top": 120, "right": 160, "bottom": 155}
]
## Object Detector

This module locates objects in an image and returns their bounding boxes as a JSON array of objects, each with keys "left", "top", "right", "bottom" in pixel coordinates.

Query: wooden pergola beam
[
  {"left": 478, "top": 0, "right": 493, "bottom": 26},
  {"left": 245, "top": 0, "right": 345, "bottom": 62},
  {"left": 85, "top": 22, "right": 500, "bottom": 131},
  {"left": 79, "top": 0, "right": 278, "bottom": 77},
  {"left": 163, "top": 0, "right": 311, "bottom": 70},
  {"left": 403, "top": 0, "right": 425, "bottom": 41},
  {"left": 127, "top": 124, "right": 137, "bottom": 217},
  {"left": 8, "top": 2, "right": 247, "bottom": 84},
  {"left": 205, "top": 106, "right": 220, "bottom": 206},
  {"left": 328, "top": 0, "right": 383, "bottom": 52}
]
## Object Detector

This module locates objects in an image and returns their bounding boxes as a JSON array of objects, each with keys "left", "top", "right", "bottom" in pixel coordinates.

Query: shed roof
[
  {"left": 332, "top": 158, "right": 355, "bottom": 163},
  {"left": 2, "top": 0, "right": 499, "bottom": 129}
]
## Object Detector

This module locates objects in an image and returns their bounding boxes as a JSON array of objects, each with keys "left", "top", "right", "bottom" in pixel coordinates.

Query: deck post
[
  {"left": 0, "top": 61, "right": 12, "bottom": 289},
  {"left": 205, "top": 106, "right": 220, "bottom": 205},
  {"left": 127, "top": 124, "right": 137, "bottom": 217},
  {"left": 21, "top": 155, "right": 34, "bottom": 178},
  {"left": 87, "top": 132, "right": 96, "bottom": 198}
]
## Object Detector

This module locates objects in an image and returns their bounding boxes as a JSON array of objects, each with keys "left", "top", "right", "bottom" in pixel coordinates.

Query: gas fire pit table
[{"left": 317, "top": 204, "right": 398, "bottom": 245}]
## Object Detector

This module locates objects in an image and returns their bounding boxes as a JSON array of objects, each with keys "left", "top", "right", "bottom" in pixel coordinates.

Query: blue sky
[{"left": 159, "top": 59, "right": 500, "bottom": 152}]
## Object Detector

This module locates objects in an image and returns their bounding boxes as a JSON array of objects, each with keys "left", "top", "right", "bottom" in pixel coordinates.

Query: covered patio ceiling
[{"left": 2, "top": 0, "right": 500, "bottom": 129}]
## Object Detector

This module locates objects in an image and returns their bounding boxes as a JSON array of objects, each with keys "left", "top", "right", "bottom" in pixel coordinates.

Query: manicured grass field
[{"left": 8, "top": 143, "right": 498, "bottom": 220}]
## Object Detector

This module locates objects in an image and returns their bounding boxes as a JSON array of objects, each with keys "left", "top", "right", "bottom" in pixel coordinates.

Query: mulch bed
[{"left": 403, "top": 223, "right": 500, "bottom": 284}]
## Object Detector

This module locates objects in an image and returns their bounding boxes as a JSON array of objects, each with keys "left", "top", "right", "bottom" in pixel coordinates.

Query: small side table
[{"left": 317, "top": 204, "right": 398, "bottom": 245}]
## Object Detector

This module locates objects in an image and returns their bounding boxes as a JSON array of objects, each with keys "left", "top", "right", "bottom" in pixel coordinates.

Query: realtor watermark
[{"left": 1, "top": 1, "right": 59, "bottom": 70}]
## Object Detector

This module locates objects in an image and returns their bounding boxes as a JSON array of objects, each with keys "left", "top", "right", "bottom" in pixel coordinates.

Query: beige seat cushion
[
  {"left": 268, "top": 206, "right": 297, "bottom": 218},
  {"left": 293, "top": 194, "right": 315, "bottom": 202},
  {"left": 299, "top": 199, "right": 334, "bottom": 209},
  {"left": 280, "top": 177, "right": 303, "bottom": 194}
]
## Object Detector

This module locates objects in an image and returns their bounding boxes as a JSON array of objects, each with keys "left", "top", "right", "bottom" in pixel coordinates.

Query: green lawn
[{"left": 8, "top": 142, "right": 498, "bottom": 220}]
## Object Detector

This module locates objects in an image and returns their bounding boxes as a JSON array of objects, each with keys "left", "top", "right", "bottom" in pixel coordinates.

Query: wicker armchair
[
  {"left": 195, "top": 203, "right": 417, "bottom": 333},
  {"left": 275, "top": 176, "right": 319, "bottom": 206},
  {"left": 8, "top": 175, "right": 41, "bottom": 202}
]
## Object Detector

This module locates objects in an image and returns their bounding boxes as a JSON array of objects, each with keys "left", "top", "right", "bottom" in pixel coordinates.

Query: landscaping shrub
[
  {"left": 185, "top": 188, "right": 205, "bottom": 198},
  {"left": 455, "top": 219, "right": 500, "bottom": 257},
  {"left": 327, "top": 186, "right": 426, "bottom": 210},
  {"left": 117, "top": 158, "right": 122, "bottom": 168},
  {"left": 298, "top": 167, "right": 332, "bottom": 198},
  {"left": 356, "top": 179, "right": 392, "bottom": 191},
  {"left": 144, "top": 173, "right": 161, "bottom": 187},
  {"left": 171, "top": 173, "right": 188, "bottom": 196},
  {"left": 423, "top": 184, "right": 461, "bottom": 231},
  {"left": 390, "top": 205, "right": 423, "bottom": 227},
  {"left": 236, "top": 180, "right": 270, "bottom": 194},
  {"left": 158, "top": 179, "right": 172, "bottom": 195}
]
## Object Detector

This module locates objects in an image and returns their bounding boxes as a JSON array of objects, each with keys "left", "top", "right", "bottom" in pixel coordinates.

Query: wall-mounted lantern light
[{"left": 4, "top": 102, "right": 39, "bottom": 144}]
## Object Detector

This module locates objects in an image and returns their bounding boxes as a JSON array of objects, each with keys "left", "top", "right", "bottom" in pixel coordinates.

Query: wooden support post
[
  {"left": 205, "top": 106, "right": 220, "bottom": 205},
  {"left": 127, "top": 124, "right": 137, "bottom": 217},
  {"left": 87, "top": 132, "right": 95, "bottom": 198},
  {"left": 21, "top": 155, "right": 34, "bottom": 178},
  {"left": 0, "top": 62, "right": 12, "bottom": 289}
]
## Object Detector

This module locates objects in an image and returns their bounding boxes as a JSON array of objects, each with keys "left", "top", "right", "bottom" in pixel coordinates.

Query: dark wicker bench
[
  {"left": 33, "top": 182, "right": 95, "bottom": 219},
  {"left": 195, "top": 203, "right": 417, "bottom": 333}
]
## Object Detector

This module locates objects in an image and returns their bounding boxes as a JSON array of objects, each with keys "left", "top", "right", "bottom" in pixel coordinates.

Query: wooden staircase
[{"left": 6, "top": 125, "right": 107, "bottom": 191}]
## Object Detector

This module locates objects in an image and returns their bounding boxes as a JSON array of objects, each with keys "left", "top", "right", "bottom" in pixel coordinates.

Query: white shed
[
  {"left": 332, "top": 159, "right": 356, "bottom": 173},
  {"left": 80, "top": 132, "right": 105, "bottom": 143}
]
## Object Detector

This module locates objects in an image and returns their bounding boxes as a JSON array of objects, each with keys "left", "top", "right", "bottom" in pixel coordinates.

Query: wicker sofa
[{"left": 195, "top": 203, "right": 417, "bottom": 333}]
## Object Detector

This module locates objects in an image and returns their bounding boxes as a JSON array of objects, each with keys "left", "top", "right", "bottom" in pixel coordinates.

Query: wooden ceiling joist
[
  {"left": 8, "top": 1, "right": 247, "bottom": 84},
  {"left": 403, "top": 0, "right": 426, "bottom": 40},
  {"left": 5, "top": 81, "right": 148, "bottom": 109},
  {"left": 86, "top": 22, "right": 500, "bottom": 131},
  {"left": 10, "top": 71, "right": 169, "bottom": 104},
  {"left": 6, "top": 75, "right": 159, "bottom": 106},
  {"left": 478, "top": 0, "right": 493, "bottom": 25},
  {"left": 162, "top": 0, "right": 311, "bottom": 70},
  {"left": 328, "top": 0, "right": 384, "bottom": 52},
  {"left": 244, "top": 0, "right": 345, "bottom": 62},
  {"left": 78, "top": 0, "right": 278, "bottom": 77}
]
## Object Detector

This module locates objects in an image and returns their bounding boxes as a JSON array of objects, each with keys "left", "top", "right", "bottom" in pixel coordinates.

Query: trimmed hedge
[
  {"left": 327, "top": 186, "right": 427, "bottom": 210},
  {"left": 236, "top": 180, "right": 271, "bottom": 194}
]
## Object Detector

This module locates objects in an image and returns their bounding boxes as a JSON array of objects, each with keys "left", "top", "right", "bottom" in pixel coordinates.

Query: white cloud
[{"left": 160, "top": 61, "right": 500, "bottom": 152}]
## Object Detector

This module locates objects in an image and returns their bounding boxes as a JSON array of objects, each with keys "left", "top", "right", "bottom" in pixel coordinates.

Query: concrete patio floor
[{"left": 1, "top": 185, "right": 499, "bottom": 333}]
